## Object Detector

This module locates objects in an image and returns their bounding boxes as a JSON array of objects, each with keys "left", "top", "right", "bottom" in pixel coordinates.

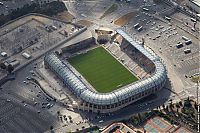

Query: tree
[
  {"left": 138, "top": 113, "right": 142, "bottom": 122},
  {"left": 0, "top": 62, "right": 6, "bottom": 69},
  {"left": 194, "top": 102, "right": 198, "bottom": 110},
  {"left": 153, "top": 0, "right": 162, "bottom": 3},
  {"left": 57, "top": 111, "right": 60, "bottom": 116},
  {"left": 176, "top": 103, "right": 180, "bottom": 108},
  {"left": 166, "top": 105, "right": 169, "bottom": 112},
  {"left": 170, "top": 103, "right": 174, "bottom": 109},
  {"left": 57, "top": 111, "right": 60, "bottom": 121},
  {"left": 170, "top": 99, "right": 173, "bottom": 105},
  {"left": 179, "top": 101, "right": 183, "bottom": 106},
  {"left": 162, "top": 104, "right": 165, "bottom": 109},
  {"left": 187, "top": 96, "right": 190, "bottom": 102},
  {"left": 55, "top": 51, "right": 60, "bottom": 56},
  {"left": 63, "top": 115, "right": 67, "bottom": 121},
  {"left": 50, "top": 125, "right": 53, "bottom": 130},
  {"left": 1, "top": 1, "right": 67, "bottom": 27},
  {"left": 7, "top": 64, "right": 14, "bottom": 73}
]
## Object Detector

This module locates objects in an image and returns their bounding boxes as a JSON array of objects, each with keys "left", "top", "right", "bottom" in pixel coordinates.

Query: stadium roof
[
  {"left": 44, "top": 29, "right": 167, "bottom": 105},
  {"left": 192, "top": 0, "right": 200, "bottom": 7}
]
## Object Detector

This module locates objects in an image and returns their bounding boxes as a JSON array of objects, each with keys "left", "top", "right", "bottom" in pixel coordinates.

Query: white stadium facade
[{"left": 44, "top": 29, "right": 167, "bottom": 113}]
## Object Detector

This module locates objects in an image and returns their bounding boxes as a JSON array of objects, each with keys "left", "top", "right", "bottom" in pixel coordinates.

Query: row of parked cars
[{"left": 176, "top": 36, "right": 193, "bottom": 54}]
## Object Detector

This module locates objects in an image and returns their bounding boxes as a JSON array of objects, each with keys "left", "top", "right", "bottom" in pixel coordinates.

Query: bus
[
  {"left": 143, "top": 8, "right": 149, "bottom": 12},
  {"left": 164, "top": 16, "right": 171, "bottom": 21},
  {"left": 191, "top": 18, "right": 197, "bottom": 22},
  {"left": 137, "top": 26, "right": 143, "bottom": 32},
  {"left": 182, "top": 36, "right": 189, "bottom": 41},
  {"left": 134, "top": 23, "right": 140, "bottom": 29}
]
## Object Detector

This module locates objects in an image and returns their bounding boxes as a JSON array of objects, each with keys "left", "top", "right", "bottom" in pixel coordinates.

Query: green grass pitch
[{"left": 68, "top": 47, "right": 138, "bottom": 93}]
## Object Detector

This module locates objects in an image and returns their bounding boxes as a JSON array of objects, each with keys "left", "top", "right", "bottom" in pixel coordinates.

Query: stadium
[{"left": 44, "top": 29, "right": 167, "bottom": 113}]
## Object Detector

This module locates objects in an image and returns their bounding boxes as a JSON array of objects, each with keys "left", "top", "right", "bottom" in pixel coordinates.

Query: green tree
[
  {"left": 50, "top": 125, "right": 53, "bottom": 130},
  {"left": 162, "top": 104, "right": 165, "bottom": 109},
  {"left": 153, "top": 0, "right": 162, "bottom": 3},
  {"left": 7, "top": 64, "right": 14, "bottom": 73},
  {"left": 0, "top": 62, "right": 6, "bottom": 69},
  {"left": 179, "top": 101, "right": 183, "bottom": 106}
]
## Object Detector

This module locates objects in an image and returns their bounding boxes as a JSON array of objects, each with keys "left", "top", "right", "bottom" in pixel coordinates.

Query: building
[
  {"left": 1, "top": 52, "right": 7, "bottom": 57},
  {"left": 44, "top": 29, "right": 167, "bottom": 113},
  {"left": 187, "top": 0, "right": 200, "bottom": 13},
  {"left": 102, "top": 122, "right": 143, "bottom": 133},
  {"left": 22, "top": 52, "right": 31, "bottom": 59}
]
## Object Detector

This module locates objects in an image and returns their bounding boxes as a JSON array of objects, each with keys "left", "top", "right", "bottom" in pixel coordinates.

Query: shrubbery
[{"left": 0, "top": 1, "right": 67, "bottom": 26}]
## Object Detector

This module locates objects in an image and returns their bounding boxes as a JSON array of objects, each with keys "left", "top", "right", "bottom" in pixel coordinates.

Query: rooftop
[
  {"left": 102, "top": 122, "right": 143, "bottom": 133},
  {"left": 191, "top": 0, "right": 200, "bottom": 7}
]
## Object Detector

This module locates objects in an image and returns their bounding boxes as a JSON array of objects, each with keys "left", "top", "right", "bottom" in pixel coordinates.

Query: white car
[
  {"left": 99, "top": 120, "right": 104, "bottom": 123},
  {"left": 6, "top": 99, "right": 11, "bottom": 102}
]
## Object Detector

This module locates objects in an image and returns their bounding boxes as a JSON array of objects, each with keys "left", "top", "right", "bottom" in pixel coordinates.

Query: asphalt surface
[{"left": 0, "top": 0, "right": 199, "bottom": 132}]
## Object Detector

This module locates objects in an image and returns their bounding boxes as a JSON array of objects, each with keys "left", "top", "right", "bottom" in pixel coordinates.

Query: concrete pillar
[{"left": 82, "top": 102, "right": 85, "bottom": 111}]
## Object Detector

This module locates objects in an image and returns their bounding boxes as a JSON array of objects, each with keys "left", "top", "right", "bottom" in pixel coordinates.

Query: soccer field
[{"left": 68, "top": 47, "right": 138, "bottom": 93}]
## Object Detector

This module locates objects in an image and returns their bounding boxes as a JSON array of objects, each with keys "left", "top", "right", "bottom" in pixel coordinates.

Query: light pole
[{"left": 197, "top": 81, "right": 199, "bottom": 132}]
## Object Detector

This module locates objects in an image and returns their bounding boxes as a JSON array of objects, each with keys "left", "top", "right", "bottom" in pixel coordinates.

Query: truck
[
  {"left": 137, "top": 26, "right": 143, "bottom": 32},
  {"left": 184, "top": 49, "right": 191, "bottom": 54},
  {"left": 185, "top": 40, "right": 192, "bottom": 45},
  {"left": 134, "top": 23, "right": 140, "bottom": 29},
  {"left": 182, "top": 36, "right": 189, "bottom": 41}
]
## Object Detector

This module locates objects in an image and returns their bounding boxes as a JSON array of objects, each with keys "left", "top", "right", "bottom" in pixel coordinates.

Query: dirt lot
[
  {"left": 176, "top": 0, "right": 186, "bottom": 4},
  {"left": 114, "top": 11, "right": 138, "bottom": 26},
  {"left": 56, "top": 11, "right": 75, "bottom": 22},
  {"left": 76, "top": 20, "right": 94, "bottom": 27},
  {"left": 100, "top": 3, "right": 118, "bottom": 19}
]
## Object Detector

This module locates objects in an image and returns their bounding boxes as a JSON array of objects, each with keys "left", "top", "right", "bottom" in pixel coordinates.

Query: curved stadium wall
[{"left": 44, "top": 29, "right": 167, "bottom": 113}]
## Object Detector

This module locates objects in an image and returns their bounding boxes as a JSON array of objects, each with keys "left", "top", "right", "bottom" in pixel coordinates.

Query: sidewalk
[{"left": 36, "top": 62, "right": 80, "bottom": 105}]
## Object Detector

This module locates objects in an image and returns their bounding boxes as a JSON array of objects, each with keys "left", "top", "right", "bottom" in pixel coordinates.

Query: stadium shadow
[{"left": 76, "top": 78, "right": 172, "bottom": 127}]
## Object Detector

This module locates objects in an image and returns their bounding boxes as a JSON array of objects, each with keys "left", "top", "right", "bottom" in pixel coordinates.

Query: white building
[
  {"left": 22, "top": 52, "right": 31, "bottom": 59},
  {"left": 1, "top": 52, "right": 7, "bottom": 57}
]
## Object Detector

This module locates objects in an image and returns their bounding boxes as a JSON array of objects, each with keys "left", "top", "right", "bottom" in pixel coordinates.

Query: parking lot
[
  {"left": 0, "top": 94, "right": 58, "bottom": 132},
  {"left": 117, "top": 1, "right": 199, "bottom": 100},
  {"left": 0, "top": 12, "right": 89, "bottom": 132}
]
